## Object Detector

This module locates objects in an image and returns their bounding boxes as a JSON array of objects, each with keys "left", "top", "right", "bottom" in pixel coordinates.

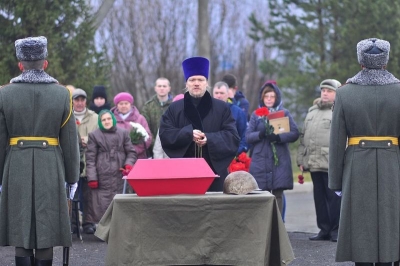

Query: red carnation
[
  {"left": 255, "top": 107, "right": 270, "bottom": 117},
  {"left": 76, "top": 119, "right": 81, "bottom": 125},
  {"left": 228, "top": 152, "right": 251, "bottom": 173}
]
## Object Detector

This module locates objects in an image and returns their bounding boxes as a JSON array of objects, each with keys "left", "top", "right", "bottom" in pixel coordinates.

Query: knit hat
[
  {"left": 98, "top": 110, "right": 117, "bottom": 130},
  {"left": 223, "top": 171, "right": 259, "bottom": 195},
  {"left": 173, "top": 94, "right": 184, "bottom": 102},
  {"left": 114, "top": 92, "right": 134, "bottom": 106},
  {"left": 92, "top": 85, "right": 107, "bottom": 101},
  {"left": 357, "top": 38, "right": 390, "bottom": 69},
  {"left": 15, "top": 36, "right": 48, "bottom": 61},
  {"left": 182, "top": 57, "right": 209, "bottom": 81},
  {"left": 320, "top": 79, "right": 341, "bottom": 91}
]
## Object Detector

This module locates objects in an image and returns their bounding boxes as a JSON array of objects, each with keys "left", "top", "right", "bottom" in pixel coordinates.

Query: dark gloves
[
  {"left": 88, "top": 181, "right": 98, "bottom": 189},
  {"left": 259, "top": 129, "right": 266, "bottom": 139},
  {"left": 265, "top": 133, "right": 281, "bottom": 143}
]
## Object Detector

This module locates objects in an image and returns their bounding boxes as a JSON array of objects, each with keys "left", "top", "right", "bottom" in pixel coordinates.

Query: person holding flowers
[
  {"left": 111, "top": 92, "right": 152, "bottom": 159},
  {"left": 85, "top": 110, "right": 137, "bottom": 229},
  {"left": 245, "top": 81, "right": 299, "bottom": 216}
]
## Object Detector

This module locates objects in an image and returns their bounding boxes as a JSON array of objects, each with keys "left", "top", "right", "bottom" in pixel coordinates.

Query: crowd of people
[{"left": 1, "top": 35, "right": 400, "bottom": 266}]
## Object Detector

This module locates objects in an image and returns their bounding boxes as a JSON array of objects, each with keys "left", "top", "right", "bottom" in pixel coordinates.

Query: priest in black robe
[{"left": 160, "top": 57, "right": 239, "bottom": 191}]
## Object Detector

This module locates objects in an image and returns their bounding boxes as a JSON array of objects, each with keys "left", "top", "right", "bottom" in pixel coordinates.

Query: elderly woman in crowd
[
  {"left": 246, "top": 81, "right": 299, "bottom": 216},
  {"left": 111, "top": 92, "right": 152, "bottom": 159},
  {"left": 85, "top": 110, "right": 137, "bottom": 228}
]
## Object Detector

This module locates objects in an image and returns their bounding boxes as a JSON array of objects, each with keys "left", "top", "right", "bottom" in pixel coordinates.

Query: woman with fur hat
[
  {"left": 85, "top": 110, "right": 137, "bottom": 226},
  {"left": 89, "top": 85, "right": 111, "bottom": 114},
  {"left": 246, "top": 81, "right": 299, "bottom": 216},
  {"left": 111, "top": 92, "right": 152, "bottom": 159}
]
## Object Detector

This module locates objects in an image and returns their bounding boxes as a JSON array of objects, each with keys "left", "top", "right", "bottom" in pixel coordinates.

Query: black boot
[
  {"left": 15, "top": 256, "right": 34, "bottom": 266},
  {"left": 34, "top": 259, "right": 52, "bottom": 266},
  {"left": 354, "top": 263, "right": 373, "bottom": 266}
]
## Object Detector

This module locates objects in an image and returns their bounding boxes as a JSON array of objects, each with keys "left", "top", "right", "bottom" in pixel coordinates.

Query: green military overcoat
[
  {"left": 0, "top": 76, "right": 79, "bottom": 249},
  {"left": 329, "top": 82, "right": 400, "bottom": 262}
]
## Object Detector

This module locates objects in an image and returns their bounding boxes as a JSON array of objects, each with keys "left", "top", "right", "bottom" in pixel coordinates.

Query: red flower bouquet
[
  {"left": 298, "top": 172, "right": 304, "bottom": 184},
  {"left": 255, "top": 107, "right": 279, "bottom": 165},
  {"left": 228, "top": 152, "right": 251, "bottom": 173}
]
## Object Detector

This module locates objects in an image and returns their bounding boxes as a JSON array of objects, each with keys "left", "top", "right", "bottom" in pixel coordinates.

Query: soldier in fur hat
[
  {"left": 0, "top": 36, "right": 79, "bottom": 266},
  {"left": 329, "top": 38, "right": 400, "bottom": 265}
]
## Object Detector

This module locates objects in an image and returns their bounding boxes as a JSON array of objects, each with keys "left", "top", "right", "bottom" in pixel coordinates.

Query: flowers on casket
[
  {"left": 255, "top": 106, "right": 279, "bottom": 166},
  {"left": 129, "top": 122, "right": 149, "bottom": 144},
  {"left": 228, "top": 152, "right": 251, "bottom": 173}
]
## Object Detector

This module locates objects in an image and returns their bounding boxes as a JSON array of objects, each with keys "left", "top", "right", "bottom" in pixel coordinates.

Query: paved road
[{"left": 0, "top": 183, "right": 353, "bottom": 265}]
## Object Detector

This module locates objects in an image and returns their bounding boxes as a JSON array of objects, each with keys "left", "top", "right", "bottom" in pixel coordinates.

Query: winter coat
[
  {"left": 0, "top": 80, "right": 79, "bottom": 249},
  {"left": 141, "top": 94, "right": 173, "bottom": 152},
  {"left": 229, "top": 103, "right": 248, "bottom": 155},
  {"left": 85, "top": 126, "right": 137, "bottom": 223},
  {"left": 297, "top": 100, "right": 333, "bottom": 172},
  {"left": 160, "top": 91, "right": 239, "bottom": 191},
  {"left": 76, "top": 109, "right": 98, "bottom": 177},
  {"left": 247, "top": 82, "right": 299, "bottom": 191},
  {"left": 329, "top": 82, "right": 400, "bottom": 262},
  {"left": 111, "top": 106, "right": 152, "bottom": 159},
  {"left": 232, "top": 90, "right": 250, "bottom": 120}
]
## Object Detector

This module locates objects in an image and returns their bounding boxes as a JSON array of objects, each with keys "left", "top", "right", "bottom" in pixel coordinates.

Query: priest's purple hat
[{"left": 182, "top": 57, "right": 209, "bottom": 81}]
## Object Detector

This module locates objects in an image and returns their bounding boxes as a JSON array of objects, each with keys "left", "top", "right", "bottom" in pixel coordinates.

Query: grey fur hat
[
  {"left": 223, "top": 171, "right": 259, "bottom": 195},
  {"left": 357, "top": 38, "right": 390, "bottom": 69},
  {"left": 15, "top": 36, "right": 48, "bottom": 61}
]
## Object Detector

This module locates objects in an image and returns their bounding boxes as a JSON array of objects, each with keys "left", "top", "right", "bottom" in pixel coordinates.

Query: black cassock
[{"left": 160, "top": 91, "right": 239, "bottom": 191}]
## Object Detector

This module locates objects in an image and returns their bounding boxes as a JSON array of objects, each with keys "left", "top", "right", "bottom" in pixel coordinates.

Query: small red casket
[{"left": 124, "top": 158, "right": 218, "bottom": 196}]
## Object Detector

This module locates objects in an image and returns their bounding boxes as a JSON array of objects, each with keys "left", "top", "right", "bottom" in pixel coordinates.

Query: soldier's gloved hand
[
  {"left": 265, "top": 133, "right": 281, "bottom": 143},
  {"left": 88, "top": 181, "right": 98, "bottom": 189},
  {"left": 68, "top": 182, "right": 78, "bottom": 199}
]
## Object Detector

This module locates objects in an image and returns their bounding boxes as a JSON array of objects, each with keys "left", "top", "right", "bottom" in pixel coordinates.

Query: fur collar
[
  {"left": 10, "top": 70, "right": 58, "bottom": 84},
  {"left": 184, "top": 91, "right": 212, "bottom": 131},
  {"left": 317, "top": 100, "right": 333, "bottom": 110},
  {"left": 346, "top": 69, "right": 400, "bottom": 85}
]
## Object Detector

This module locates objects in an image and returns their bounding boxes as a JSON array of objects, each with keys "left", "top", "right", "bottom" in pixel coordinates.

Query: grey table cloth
[{"left": 95, "top": 192, "right": 294, "bottom": 266}]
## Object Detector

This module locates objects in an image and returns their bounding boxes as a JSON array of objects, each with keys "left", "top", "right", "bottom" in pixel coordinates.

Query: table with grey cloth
[{"left": 95, "top": 192, "right": 294, "bottom": 266}]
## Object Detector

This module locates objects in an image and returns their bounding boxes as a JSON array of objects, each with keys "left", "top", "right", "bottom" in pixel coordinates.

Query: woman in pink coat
[{"left": 111, "top": 92, "right": 152, "bottom": 159}]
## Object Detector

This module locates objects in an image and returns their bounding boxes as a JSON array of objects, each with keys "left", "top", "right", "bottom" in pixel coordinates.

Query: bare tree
[
  {"left": 198, "top": 0, "right": 210, "bottom": 57},
  {"left": 96, "top": 0, "right": 271, "bottom": 112},
  {"left": 92, "top": 0, "right": 116, "bottom": 30}
]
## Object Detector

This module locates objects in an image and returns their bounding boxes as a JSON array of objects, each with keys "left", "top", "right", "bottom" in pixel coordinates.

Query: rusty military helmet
[{"left": 223, "top": 171, "right": 259, "bottom": 195}]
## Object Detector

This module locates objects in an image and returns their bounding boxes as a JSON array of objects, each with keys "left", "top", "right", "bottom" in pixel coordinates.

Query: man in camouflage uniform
[{"left": 142, "top": 77, "right": 173, "bottom": 158}]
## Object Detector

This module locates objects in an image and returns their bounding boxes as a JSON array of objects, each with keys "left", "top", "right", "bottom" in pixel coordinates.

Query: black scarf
[
  {"left": 183, "top": 91, "right": 212, "bottom": 131},
  {"left": 89, "top": 102, "right": 111, "bottom": 114}
]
